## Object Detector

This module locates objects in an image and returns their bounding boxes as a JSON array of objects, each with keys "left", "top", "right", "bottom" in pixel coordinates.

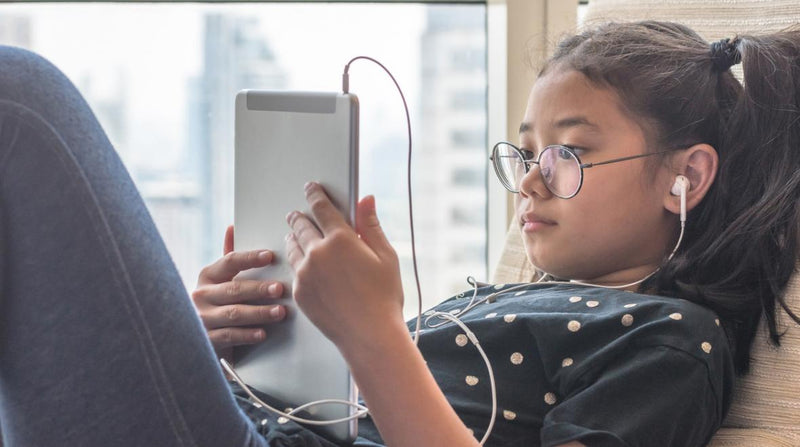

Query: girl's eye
[
  {"left": 562, "top": 146, "right": 586, "bottom": 158},
  {"left": 520, "top": 148, "right": 536, "bottom": 161},
  {"left": 557, "top": 147, "right": 574, "bottom": 160}
]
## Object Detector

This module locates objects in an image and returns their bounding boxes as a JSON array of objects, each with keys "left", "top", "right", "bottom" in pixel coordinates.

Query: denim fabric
[{"left": 0, "top": 45, "right": 269, "bottom": 447}]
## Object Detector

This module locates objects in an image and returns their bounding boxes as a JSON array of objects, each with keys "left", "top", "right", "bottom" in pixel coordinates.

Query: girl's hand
[
  {"left": 192, "top": 225, "right": 286, "bottom": 362},
  {"left": 285, "top": 182, "right": 405, "bottom": 355}
]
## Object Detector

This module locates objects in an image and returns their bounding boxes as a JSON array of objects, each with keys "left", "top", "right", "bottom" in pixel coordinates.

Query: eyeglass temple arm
[{"left": 579, "top": 149, "right": 676, "bottom": 168}]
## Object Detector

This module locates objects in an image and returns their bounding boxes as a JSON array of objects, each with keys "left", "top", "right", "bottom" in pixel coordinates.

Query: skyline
[
  {"left": 6, "top": 3, "right": 427, "bottom": 175},
  {"left": 0, "top": 4, "right": 489, "bottom": 313}
]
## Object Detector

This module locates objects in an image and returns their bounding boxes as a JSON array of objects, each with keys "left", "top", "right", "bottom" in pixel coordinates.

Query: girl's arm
[
  {"left": 285, "top": 185, "right": 477, "bottom": 446},
  {"left": 285, "top": 183, "right": 584, "bottom": 447},
  {"left": 343, "top": 317, "right": 480, "bottom": 446},
  {"left": 344, "top": 327, "right": 585, "bottom": 447}
]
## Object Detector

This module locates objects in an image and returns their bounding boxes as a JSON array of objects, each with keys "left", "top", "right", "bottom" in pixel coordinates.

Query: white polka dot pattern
[
  {"left": 413, "top": 285, "right": 729, "bottom": 436},
  {"left": 621, "top": 314, "right": 634, "bottom": 326},
  {"left": 277, "top": 416, "right": 289, "bottom": 424}
]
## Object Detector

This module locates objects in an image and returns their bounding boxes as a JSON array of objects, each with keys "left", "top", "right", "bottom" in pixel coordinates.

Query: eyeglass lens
[{"left": 493, "top": 142, "right": 582, "bottom": 198}]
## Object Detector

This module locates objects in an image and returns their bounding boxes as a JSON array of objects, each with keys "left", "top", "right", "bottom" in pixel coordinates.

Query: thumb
[
  {"left": 223, "top": 225, "right": 234, "bottom": 255},
  {"left": 356, "top": 195, "right": 393, "bottom": 256}
]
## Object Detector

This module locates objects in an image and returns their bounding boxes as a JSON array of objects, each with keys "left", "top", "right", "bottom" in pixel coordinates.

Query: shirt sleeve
[{"left": 541, "top": 345, "right": 724, "bottom": 447}]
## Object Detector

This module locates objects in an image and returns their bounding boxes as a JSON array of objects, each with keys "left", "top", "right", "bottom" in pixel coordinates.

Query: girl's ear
[{"left": 663, "top": 143, "right": 718, "bottom": 216}]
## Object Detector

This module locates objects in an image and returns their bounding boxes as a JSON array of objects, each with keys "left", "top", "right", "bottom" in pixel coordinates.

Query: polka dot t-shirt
[
  {"left": 357, "top": 282, "right": 733, "bottom": 447},
  {"left": 232, "top": 283, "right": 733, "bottom": 447}
]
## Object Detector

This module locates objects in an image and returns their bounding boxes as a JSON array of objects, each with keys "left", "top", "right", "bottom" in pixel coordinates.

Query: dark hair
[{"left": 542, "top": 21, "right": 800, "bottom": 374}]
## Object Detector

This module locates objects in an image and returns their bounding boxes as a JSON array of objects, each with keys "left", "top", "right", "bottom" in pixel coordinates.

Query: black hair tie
[{"left": 710, "top": 37, "right": 742, "bottom": 72}]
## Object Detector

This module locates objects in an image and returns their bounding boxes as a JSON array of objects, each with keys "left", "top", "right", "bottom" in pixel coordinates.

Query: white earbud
[{"left": 670, "top": 175, "right": 689, "bottom": 223}]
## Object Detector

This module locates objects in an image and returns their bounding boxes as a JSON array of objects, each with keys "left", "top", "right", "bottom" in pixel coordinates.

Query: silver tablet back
[{"left": 233, "top": 90, "right": 359, "bottom": 443}]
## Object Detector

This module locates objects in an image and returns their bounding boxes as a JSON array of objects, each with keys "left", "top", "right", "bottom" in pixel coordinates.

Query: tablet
[{"left": 232, "top": 90, "right": 359, "bottom": 443}]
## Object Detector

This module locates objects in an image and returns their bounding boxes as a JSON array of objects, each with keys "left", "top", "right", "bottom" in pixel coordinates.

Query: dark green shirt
[{"left": 235, "top": 283, "right": 733, "bottom": 447}]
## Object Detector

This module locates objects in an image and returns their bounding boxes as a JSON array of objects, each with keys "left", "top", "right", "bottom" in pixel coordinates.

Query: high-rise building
[
  {"left": 190, "top": 13, "right": 287, "bottom": 265},
  {"left": 416, "top": 5, "right": 487, "bottom": 300},
  {"left": 0, "top": 15, "right": 32, "bottom": 47}
]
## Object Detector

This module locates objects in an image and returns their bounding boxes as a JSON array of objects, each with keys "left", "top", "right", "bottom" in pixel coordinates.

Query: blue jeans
[{"left": 0, "top": 45, "right": 273, "bottom": 446}]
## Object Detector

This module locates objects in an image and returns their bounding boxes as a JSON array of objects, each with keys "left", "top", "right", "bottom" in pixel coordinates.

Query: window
[
  {"left": 451, "top": 48, "right": 486, "bottom": 72},
  {"left": 452, "top": 168, "right": 483, "bottom": 186},
  {"left": 0, "top": 2, "right": 487, "bottom": 315},
  {"left": 450, "top": 88, "right": 486, "bottom": 110},
  {"left": 451, "top": 128, "right": 485, "bottom": 147}
]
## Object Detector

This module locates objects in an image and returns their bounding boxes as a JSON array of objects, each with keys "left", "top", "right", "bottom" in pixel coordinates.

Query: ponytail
[{"left": 669, "top": 29, "right": 800, "bottom": 372}]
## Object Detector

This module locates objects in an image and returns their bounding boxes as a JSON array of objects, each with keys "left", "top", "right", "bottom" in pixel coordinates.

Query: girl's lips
[{"left": 520, "top": 213, "right": 557, "bottom": 232}]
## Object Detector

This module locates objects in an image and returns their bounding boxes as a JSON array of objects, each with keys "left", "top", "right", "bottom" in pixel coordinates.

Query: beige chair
[{"left": 492, "top": 2, "right": 800, "bottom": 445}]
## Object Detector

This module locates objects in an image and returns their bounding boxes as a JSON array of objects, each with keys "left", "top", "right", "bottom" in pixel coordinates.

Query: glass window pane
[{"left": 0, "top": 3, "right": 487, "bottom": 316}]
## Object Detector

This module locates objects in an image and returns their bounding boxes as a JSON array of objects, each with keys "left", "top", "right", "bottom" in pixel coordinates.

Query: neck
[
  {"left": 566, "top": 264, "right": 660, "bottom": 291},
  {"left": 560, "top": 219, "right": 686, "bottom": 292}
]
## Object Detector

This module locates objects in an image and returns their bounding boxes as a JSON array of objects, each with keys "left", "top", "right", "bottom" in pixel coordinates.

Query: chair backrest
[{"left": 492, "top": 2, "right": 800, "bottom": 444}]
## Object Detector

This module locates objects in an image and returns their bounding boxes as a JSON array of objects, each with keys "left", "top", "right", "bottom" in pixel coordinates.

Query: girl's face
[{"left": 515, "top": 69, "right": 677, "bottom": 286}]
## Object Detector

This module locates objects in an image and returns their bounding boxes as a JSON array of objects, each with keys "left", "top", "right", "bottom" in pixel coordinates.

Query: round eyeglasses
[{"left": 490, "top": 142, "right": 679, "bottom": 199}]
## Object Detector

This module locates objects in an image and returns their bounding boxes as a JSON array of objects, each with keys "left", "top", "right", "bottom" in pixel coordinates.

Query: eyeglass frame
[{"left": 489, "top": 141, "right": 684, "bottom": 199}]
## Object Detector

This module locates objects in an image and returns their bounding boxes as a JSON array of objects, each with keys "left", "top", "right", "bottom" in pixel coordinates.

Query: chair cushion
[{"left": 718, "top": 273, "right": 800, "bottom": 437}]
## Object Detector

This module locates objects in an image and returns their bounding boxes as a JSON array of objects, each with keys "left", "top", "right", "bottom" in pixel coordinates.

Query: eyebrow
[{"left": 518, "top": 116, "right": 601, "bottom": 134}]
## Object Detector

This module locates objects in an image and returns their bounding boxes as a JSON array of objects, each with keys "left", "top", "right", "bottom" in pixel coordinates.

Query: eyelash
[{"left": 520, "top": 145, "right": 587, "bottom": 159}]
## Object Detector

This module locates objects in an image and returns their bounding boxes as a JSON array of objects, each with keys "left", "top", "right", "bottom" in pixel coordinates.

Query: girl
[
  {"left": 1, "top": 20, "right": 798, "bottom": 447},
  {"left": 195, "top": 20, "right": 800, "bottom": 446}
]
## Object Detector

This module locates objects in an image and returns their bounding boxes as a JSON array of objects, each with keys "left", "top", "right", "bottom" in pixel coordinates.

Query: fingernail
[
  {"left": 304, "top": 182, "right": 313, "bottom": 192},
  {"left": 286, "top": 211, "right": 294, "bottom": 223},
  {"left": 270, "top": 306, "right": 284, "bottom": 318},
  {"left": 284, "top": 233, "right": 292, "bottom": 241},
  {"left": 253, "top": 330, "right": 265, "bottom": 341},
  {"left": 258, "top": 250, "right": 272, "bottom": 261},
  {"left": 268, "top": 283, "right": 279, "bottom": 295}
]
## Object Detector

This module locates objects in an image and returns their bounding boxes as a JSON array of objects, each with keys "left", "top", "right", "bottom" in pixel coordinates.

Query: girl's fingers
[
  {"left": 198, "top": 249, "right": 274, "bottom": 285},
  {"left": 192, "top": 279, "right": 284, "bottom": 307},
  {"left": 223, "top": 225, "right": 235, "bottom": 255},
  {"left": 208, "top": 326, "right": 267, "bottom": 350},
  {"left": 286, "top": 210, "right": 322, "bottom": 252},
  {"left": 304, "top": 182, "right": 349, "bottom": 235},
  {"left": 285, "top": 233, "right": 305, "bottom": 271},
  {"left": 202, "top": 303, "right": 286, "bottom": 331},
  {"left": 355, "top": 195, "right": 394, "bottom": 258}
]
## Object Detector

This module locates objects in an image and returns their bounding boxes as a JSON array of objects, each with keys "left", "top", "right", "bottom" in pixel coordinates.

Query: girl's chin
[{"left": 525, "top": 251, "right": 583, "bottom": 281}]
